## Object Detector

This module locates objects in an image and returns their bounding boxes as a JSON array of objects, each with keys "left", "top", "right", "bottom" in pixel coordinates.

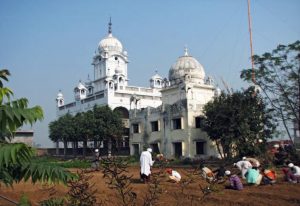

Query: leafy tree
[
  {"left": 73, "top": 111, "right": 95, "bottom": 158},
  {"left": 49, "top": 106, "right": 123, "bottom": 157},
  {"left": 49, "top": 114, "right": 75, "bottom": 158},
  {"left": 49, "top": 118, "right": 61, "bottom": 155},
  {"left": 0, "top": 69, "right": 43, "bottom": 140},
  {"left": 0, "top": 69, "right": 76, "bottom": 187},
  {"left": 93, "top": 105, "right": 123, "bottom": 156},
  {"left": 202, "top": 87, "right": 276, "bottom": 158},
  {"left": 241, "top": 40, "right": 300, "bottom": 145}
]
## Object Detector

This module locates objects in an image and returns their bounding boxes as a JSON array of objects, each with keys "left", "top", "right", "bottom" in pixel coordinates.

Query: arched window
[{"left": 109, "top": 82, "right": 113, "bottom": 89}]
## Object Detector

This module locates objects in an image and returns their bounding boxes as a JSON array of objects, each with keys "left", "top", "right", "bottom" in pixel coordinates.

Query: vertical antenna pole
[{"left": 247, "top": 0, "right": 255, "bottom": 84}]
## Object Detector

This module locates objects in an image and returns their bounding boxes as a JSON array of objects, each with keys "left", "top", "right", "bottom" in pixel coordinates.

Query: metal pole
[{"left": 247, "top": 0, "right": 255, "bottom": 84}]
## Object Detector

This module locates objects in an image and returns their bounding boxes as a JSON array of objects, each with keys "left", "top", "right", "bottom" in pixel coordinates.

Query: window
[
  {"left": 132, "top": 123, "right": 139, "bottom": 133},
  {"left": 195, "top": 116, "right": 203, "bottom": 128},
  {"left": 172, "top": 118, "right": 182, "bottom": 130},
  {"left": 150, "top": 143, "right": 160, "bottom": 154},
  {"left": 132, "top": 144, "right": 140, "bottom": 156},
  {"left": 196, "top": 141, "right": 206, "bottom": 155},
  {"left": 173, "top": 142, "right": 182, "bottom": 158},
  {"left": 151, "top": 121, "right": 159, "bottom": 132}
]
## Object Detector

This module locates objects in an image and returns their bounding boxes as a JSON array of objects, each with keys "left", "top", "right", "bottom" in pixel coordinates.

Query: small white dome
[
  {"left": 57, "top": 91, "right": 64, "bottom": 98},
  {"left": 214, "top": 87, "right": 221, "bottom": 96},
  {"left": 150, "top": 73, "right": 162, "bottom": 80},
  {"left": 98, "top": 33, "right": 123, "bottom": 53},
  {"left": 74, "top": 81, "right": 87, "bottom": 92},
  {"left": 169, "top": 48, "right": 205, "bottom": 83},
  {"left": 77, "top": 82, "right": 87, "bottom": 90}
]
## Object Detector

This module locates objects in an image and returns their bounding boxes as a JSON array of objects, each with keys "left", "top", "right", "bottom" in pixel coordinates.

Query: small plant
[
  {"left": 66, "top": 169, "right": 98, "bottom": 206},
  {"left": 18, "top": 194, "right": 32, "bottom": 206},
  {"left": 101, "top": 157, "right": 137, "bottom": 206},
  {"left": 39, "top": 197, "right": 65, "bottom": 206}
]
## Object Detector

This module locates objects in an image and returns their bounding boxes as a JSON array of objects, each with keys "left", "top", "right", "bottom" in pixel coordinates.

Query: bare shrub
[
  {"left": 101, "top": 157, "right": 137, "bottom": 206},
  {"left": 66, "top": 169, "right": 100, "bottom": 206}
]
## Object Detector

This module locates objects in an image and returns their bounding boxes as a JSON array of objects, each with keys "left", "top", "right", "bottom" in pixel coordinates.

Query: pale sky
[{"left": 1, "top": 0, "right": 299, "bottom": 147}]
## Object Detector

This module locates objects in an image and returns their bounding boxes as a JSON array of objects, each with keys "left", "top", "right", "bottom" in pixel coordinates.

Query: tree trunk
[
  {"left": 94, "top": 140, "right": 98, "bottom": 148},
  {"left": 72, "top": 141, "right": 77, "bottom": 158},
  {"left": 83, "top": 139, "right": 87, "bottom": 158},
  {"left": 63, "top": 140, "right": 67, "bottom": 159},
  {"left": 56, "top": 140, "right": 59, "bottom": 156},
  {"left": 215, "top": 140, "right": 224, "bottom": 159},
  {"left": 108, "top": 137, "right": 112, "bottom": 157}
]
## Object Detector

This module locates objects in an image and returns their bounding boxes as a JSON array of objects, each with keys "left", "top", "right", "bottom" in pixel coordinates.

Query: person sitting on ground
[
  {"left": 213, "top": 165, "right": 226, "bottom": 182},
  {"left": 288, "top": 163, "right": 300, "bottom": 183},
  {"left": 156, "top": 153, "right": 164, "bottom": 161},
  {"left": 261, "top": 168, "right": 276, "bottom": 185},
  {"left": 234, "top": 158, "right": 252, "bottom": 179},
  {"left": 200, "top": 163, "right": 214, "bottom": 182},
  {"left": 225, "top": 170, "right": 243, "bottom": 190},
  {"left": 245, "top": 167, "right": 262, "bottom": 186},
  {"left": 166, "top": 168, "right": 181, "bottom": 183}
]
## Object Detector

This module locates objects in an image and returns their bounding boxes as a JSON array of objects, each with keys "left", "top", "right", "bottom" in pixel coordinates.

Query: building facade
[
  {"left": 56, "top": 20, "right": 220, "bottom": 158},
  {"left": 130, "top": 48, "right": 220, "bottom": 158},
  {"left": 10, "top": 130, "right": 34, "bottom": 147}
]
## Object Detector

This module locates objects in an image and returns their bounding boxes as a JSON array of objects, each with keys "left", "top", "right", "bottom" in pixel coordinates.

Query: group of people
[
  {"left": 224, "top": 157, "right": 300, "bottom": 190},
  {"left": 139, "top": 148, "right": 300, "bottom": 191}
]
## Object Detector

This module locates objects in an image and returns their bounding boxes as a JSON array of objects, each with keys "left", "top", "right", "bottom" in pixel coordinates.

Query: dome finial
[
  {"left": 184, "top": 45, "right": 188, "bottom": 56},
  {"left": 108, "top": 17, "right": 112, "bottom": 34}
]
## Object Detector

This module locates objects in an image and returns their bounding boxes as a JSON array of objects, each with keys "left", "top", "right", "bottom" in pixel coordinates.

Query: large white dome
[
  {"left": 168, "top": 48, "right": 205, "bottom": 83},
  {"left": 98, "top": 33, "right": 123, "bottom": 53}
]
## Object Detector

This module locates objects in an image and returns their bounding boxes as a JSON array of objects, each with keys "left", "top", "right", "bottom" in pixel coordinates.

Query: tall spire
[{"left": 108, "top": 17, "right": 112, "bottom": 34}]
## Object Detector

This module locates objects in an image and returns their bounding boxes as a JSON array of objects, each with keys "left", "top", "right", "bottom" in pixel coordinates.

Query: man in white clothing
[
  {"left": 234, "top": 159, "right": 252, "bottom": 179},
  {"left": 288, "top": 163, "right": 300, "bottom": 183},
  {"left": 140, "top": 148, "right": 155, "bottom": 183}
]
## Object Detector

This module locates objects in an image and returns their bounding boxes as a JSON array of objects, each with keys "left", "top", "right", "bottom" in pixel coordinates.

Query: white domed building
[
  {"left": 56, "top": 20, "right": 219, "bottom": 158},
  {"left": 130, "top": 48, "right": 219, "bottom": 158}
]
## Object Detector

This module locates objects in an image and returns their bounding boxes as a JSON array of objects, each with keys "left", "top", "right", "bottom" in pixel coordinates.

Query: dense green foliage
[
  {"left": 241, "top": 40, "right": 300, "bottom": 144},
  {"left": 49, "top": 105, "right": 124, "bottom": 157},
  {"left": 0, "top": 69, "right": 76, "bottom": 187},
  {"left": 202, "top": 87, "right": 276, "bottom": 158},
  {"left": 0, "top": 69, "right": 43, "bottom": 140}
]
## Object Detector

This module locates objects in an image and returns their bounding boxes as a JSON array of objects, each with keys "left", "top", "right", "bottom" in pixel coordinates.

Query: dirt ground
[{"left": 1, "top": 166, "right": 300, "bottom": 206}]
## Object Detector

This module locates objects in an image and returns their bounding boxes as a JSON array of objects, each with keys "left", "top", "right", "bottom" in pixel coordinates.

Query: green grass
[{"left": 32, "top": 156, "right": 90, "bottom": 168}]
